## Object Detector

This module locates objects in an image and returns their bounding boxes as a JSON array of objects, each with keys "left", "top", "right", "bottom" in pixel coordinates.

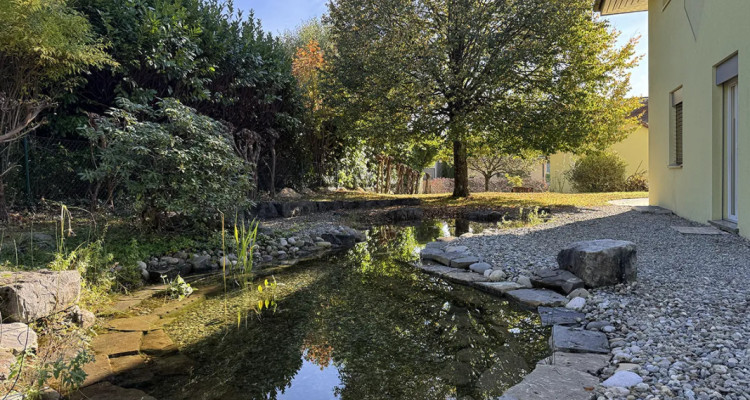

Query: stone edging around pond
[
  {"left": 414, "top": 238, "right": 640, "bottom": 400},
  {"left": 251, "top": 198, "right": 421, "bottom": 219}
]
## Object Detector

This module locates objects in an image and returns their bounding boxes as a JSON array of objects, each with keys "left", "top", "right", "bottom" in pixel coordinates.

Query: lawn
[{"left": 307, "top": 191, "right": 648, "bottom": 210}]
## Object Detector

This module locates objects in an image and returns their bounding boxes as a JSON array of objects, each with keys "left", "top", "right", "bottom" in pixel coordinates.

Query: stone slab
[
  {"left": 506, "top": 289, "right": 568, "bottom": 309},
  {"left": 443, "top": 271, "right": 489, "bottom": 284},
  {"left": 632, "top": 206, "right": 672, "bottom": 214},
  {"left": 531, "top": 269, "right": 585, "bottom": 294},
  {"left": 557, "top": 239, "right": 637, "bottom": 287},
  {"left": 469, "top": 262, "right": 492, "bottom": 274},
  {"left": 671, "top": 226, "right": 724, "bottom": 235},
  {"left": 538, "top": 351, "right": 610, "bottom": 375},
  {"left": 417, "top": 264, "right": 456, "bottom": 275},
  {"left": 105, "top": 315, "right": 160, "bottom": 332},
  {"left": 551, "top": 325, "right": 609, "bottom": 354},
  {"left": 499, "top": 364, "right": 599, "bottom": 400},
  {"left": 140, "top": 329, "right": 178, "bottom": 356},
  {"left": 475, "top": 282, "right": 522, "bottom": 296},
  {"left": 0, "top": 349, "right": 15, "bottom": 380},
  {"left": 0, "top": 322, "right": 38, "bottom": 353},
  {"left": 70, "top": 382, "right": 157, "bottom": 400},
  {"left": 538, "top": 307, "right": 585, "bottom": 326},
  {"left": 91, "top": 332, "right": 142, "bottom": 357},
  {"left": 419, "top": 247, "right": 445, "bottom": 262},
  {"left": 450, "top": 256, "right": 480, "bottom": 269},
  {"left": 81, "top": 354, "right": 113, "bottom": 387},
  {"left": 432, "top": 251, "right": 470, "bottom": 266}
]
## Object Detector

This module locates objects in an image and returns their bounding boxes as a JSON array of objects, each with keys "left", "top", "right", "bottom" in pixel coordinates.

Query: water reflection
[{"left": 159, "top": 223, "right": 548, "bottom": 400}]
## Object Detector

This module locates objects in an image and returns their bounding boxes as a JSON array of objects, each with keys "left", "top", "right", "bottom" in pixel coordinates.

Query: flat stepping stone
[
  {"left": 475, "top": 282, "right": 522, "bottom": 296},
  {"left": 110, "top": 299, "right": 142, "bottom": 313},
  {"left": 499, "top": 364, "right": 599, "bottom": 400},
  {"left": 672, "top": 226, "right": 724, "bottom": 235},
  {"left": 444, "top": 245, "right": 468, "bottom": 253},
  {"left": 551, "top": 325, "right": 609, "bottom": 354},
  {"left": 420, "top": 247, "right": 445, "bottom": 262},
  {"left": 70, "top": 382, "right": 157, "bottom": 400},
  {"left": 141, "top": 329, "right": 178, "bottom": 356},
  {"left": 538, "top": 307, "right": 585, "bottom": 326},
  {"left": 432, "top": 251, "right": 470, "bottom": 266},
  {"left": 632, "top": 205, "right": 672, "bottom": 214},
  {"left": 109, "top": 354, "right": 147, "bottom": 374},
  {"left": 109, "top": 354, "right": 154, "bottom": 388},
  {"left": 425, "top": 242, "right": 447, "bottom": 249},
  {"left": 81, "top": 354, "right": 112, "bottom": 387},
  {"left": 152, "top": 294, "right": 203, "bottom": 317},
  {"left": 531, "top": 269, "right": 584, "bottom": 294},
  {"left": 538, "top": 351, "right": 610, "bottom": 375},
  {"left": 417, "top": 264, "right": 456, "bottom": 275},
  {"left": 91, "top": 331, "right": 142, "bottom": 357},
  {"left": 443, "top": 270, "right": 489, "bottom": 284},
  {"left": 0, "top": 322, "right": 38, "bottom": 353},
  {"left": 506, "top": 289, "right": 568, "bottom": 309},
  {"left": 450, "top": 256, "right": 480, "bottom": 269},
  {"left": 105, "top": 315, "right": 159, "bottom": 332}
]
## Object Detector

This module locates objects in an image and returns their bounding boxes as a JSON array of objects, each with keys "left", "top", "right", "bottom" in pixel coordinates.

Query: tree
[
  {"left": 0, "top": 0, "right": 112, "bottom": 218},
  {"left": 467, "top": 149, "right": 538, "bottom": 192},
  {"left": 328, "top": 0, "right": 640, "bottom": 197}
]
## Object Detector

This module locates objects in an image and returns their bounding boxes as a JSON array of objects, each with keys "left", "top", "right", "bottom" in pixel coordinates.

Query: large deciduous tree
[{"left": 328, "top": 0, "right": 640, "bottom": 197}]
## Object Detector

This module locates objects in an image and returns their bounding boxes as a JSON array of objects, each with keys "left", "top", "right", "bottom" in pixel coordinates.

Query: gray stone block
[
  {"left": 506, "top": 289, "right": 568, "bottom": 309},
  {"left": 551, "top": 325, "right": 610, "bottom": 354},
  {"left": 531, "top": 269, "right": 585, "bottom": 294},
  {"left": 538, "top": 307, "right": 585, "bottom": 326},
  {"left": 557, "top": 239, "right": 637, "bottom": 287}
]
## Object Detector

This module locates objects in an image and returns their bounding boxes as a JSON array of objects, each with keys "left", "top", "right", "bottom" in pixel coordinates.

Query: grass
[{"left": 306, "top": 190, "right": 648, "bottom": 210}]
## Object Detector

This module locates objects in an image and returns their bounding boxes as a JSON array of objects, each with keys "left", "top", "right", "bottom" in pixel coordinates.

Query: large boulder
[
  {"left": 557, "top": 239, "right": 637, "bottom": 288},
  {"left": 0, "top": 322, "right": 38, "bottom": 353},
  {"left": 0, "top": 270, "right": 81, "bottom": 322}
]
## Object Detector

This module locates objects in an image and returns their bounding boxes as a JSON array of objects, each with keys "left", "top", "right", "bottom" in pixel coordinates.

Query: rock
[
  {"left": 442, "top": 270, "right": 490, "bottom": 284},
  {"left": 601, "top": 371, "right": 644, "bottom": 388},
  {"left": 516, "top": 275, "right": 532, "bottom": 288},
  {"left": 450, "top": 256, "right": 480, "bottom": 269},
  {"left": 538, "top": 351, "right": 610, "bottom": 375},
  {"left": 420, "top": 248, "right": 445, "bottom": 262},
  {"left": 71, "top": 306, "right": 96, "bottom": 329},
  {"left": 432, "top": 251, "right": 470, "bottom": 266},
  {"left": 315, "top": 241, "right": 332, "bottom": 248},
  {"left": 104, "top": 315, "right": 158, "bottom": 332},
  {"left": 557, "top": 239, "right": 637, "bottom": 287},
  {"left": 188, "top": 255, "right": 212, "bottom": 272},
  {"left": 506, "top": 289, "right": 568, "bottom": 308},
  {"left": 141, "top": 329, "right": 178, "bottom": 356},
  {"left": 0, "top": 270, "right": 81, "bottom": 322},
  {"left": 278, "top": 187, "right": 302, "bottom": 198},
  {"left": 91, "top": 332, "right": 142, "bottom": 357},
  {"left": 70, "top": 382, "right": 157, "bottom": 400},
  {"left": 550, "top": 325, "right": 609, "bottom": 354},
  {"left": 162, "top": 256, "right": 180, "bottom": 265},
  {"left": 40, "top": 389, "right": 61, "bottom": 400},
  {"left": 566, "top": 288, "right": 590, "bottom": 299},
  {"left": 538, "top": 307, "right": 585, "bottom": 326},
  {"left": 254, "top": 202, "right": 280, "bottom": 218},
  {"left": 499, "top": 364, "right": 599, "bottom": 400},
  {"left": 488, "top": 270, "right": 507, "bottom": 282},
  {"left": 475, "top": 282, "right": 522, "bottom": 296},
  {"left": 469, "top": 262, "right": 492, "bottom": 274},
  {"left": 137, "top": 261, "right": 149, "bottom": 280},
  {"left": 0, "top": 349, "right": 15, "bottom": 380},
  {"left": 531, "top": 269, "right": 585, "bottom": 294},
  {"left": 0, "top": 322, "right": 38, "bottom": 353},
  {"left": 483, "top": 269, "right": 493, "bottom": 277},
  {"left": 565, "top": 297, "right": 586, "bottom": 311},
  {"left": 278, "top": 238, "right": 288, "bottom": 247},
  {"left": 384, "top": 207, "right": 423, "bottom": 222}
]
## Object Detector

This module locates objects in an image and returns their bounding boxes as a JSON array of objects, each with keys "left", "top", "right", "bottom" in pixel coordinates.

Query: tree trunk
[
  {"left": 270, "top": 146, "right": 277, "bottom": 198},
  {"left": 452, "top": 140, "right": 469, "bottom": 197},
  {"left": 484, "top": 174, "right": 491, "bottom": 192},
  {"left": 384, "top": 158, "right": 392, "bottom": 194},
  {"left": 0, "top": 174, "right": 9, "bottom": 222}
]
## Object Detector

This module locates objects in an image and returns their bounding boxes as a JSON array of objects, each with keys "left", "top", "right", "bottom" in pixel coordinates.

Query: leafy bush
[
  {"left": 566, "top": 152, "right": 627, "bottom": 193},
  {"left": 624, "top": 169, "right": 649, "bottom": 192},
  {"left": 80, "top": 98, "right": 253, "bottom": 229}
]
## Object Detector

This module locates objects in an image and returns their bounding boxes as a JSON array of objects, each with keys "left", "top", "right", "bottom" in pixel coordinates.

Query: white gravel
[{"left": 450, "top": 205, "right": 750, "bottom": 400}]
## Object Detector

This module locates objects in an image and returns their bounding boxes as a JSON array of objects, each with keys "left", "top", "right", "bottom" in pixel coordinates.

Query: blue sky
[{"left": 239, "top": 1, "right": 648, "bottom": 97}]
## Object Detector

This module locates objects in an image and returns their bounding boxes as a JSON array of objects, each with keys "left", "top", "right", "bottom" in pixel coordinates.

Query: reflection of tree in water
[{"left": 159, "top": 226, "right": 548, "bottom": 400}]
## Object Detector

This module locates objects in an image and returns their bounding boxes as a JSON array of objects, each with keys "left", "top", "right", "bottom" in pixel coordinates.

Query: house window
[{"left": 670, "top": 87, "right": 684, "bottom": 166}]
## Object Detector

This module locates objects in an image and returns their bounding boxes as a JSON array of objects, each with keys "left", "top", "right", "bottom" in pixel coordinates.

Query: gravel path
[{"left": 449, "top": 205, "right": 750, "bottom": 400}]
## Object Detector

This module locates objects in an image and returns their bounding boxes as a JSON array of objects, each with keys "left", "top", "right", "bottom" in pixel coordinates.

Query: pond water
[{"left": 156, "top": 221, "right": 548, "bottom": 400}]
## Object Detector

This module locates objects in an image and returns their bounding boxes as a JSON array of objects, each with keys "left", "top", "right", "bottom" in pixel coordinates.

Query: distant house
[
  {"left": 549, "top": 99, "right": 649, "bottom": 193},
  {"left": 595, "top": 0, "right": 747, "bottom": 236},
  {"left": 423, "top": 161, "right": 450, "bottom": 179}
]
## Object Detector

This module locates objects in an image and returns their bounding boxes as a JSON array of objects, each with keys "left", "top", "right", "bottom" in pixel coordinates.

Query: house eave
[{"left": 594, "top": 0, "right": 648, "bottom": 16}]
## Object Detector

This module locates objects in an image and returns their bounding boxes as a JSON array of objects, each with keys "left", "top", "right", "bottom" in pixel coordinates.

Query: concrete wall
[
  {"left": 649, "top": 0, "right": 750, "bottom": 236},
  {"left": 549, "top": 125, "right": 649, "bottom": 193}
]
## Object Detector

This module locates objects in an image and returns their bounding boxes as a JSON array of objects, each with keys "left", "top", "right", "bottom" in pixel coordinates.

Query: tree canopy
[{"left": 328, "top": 0, "right": 640, "bottom": 197}]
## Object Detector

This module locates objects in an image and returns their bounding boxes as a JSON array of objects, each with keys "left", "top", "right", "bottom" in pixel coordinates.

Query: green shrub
[
  {"left": 566, "top": 152, "right": 627, "bottom": 193},
  {"left": 80, "top": 98, "right": 253, "bottom": 229}
]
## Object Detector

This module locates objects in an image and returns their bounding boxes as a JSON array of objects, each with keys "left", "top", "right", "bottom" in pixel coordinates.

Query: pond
[{"left": 155, "top": 221, "right": 549, "bottom": 400}]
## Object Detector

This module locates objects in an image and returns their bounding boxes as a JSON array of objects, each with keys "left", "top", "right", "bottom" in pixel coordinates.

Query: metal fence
[{"left": 6, "top": 135, "right": 93, "bottom": 208}]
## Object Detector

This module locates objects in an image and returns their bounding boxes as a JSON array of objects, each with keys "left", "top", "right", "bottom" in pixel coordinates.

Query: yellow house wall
[
  {"left": 549, "top": 125, "right": 649, "bottom": 193},
  {"left": 649, "top": 0, "right": 750, "bottom": 237}
]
